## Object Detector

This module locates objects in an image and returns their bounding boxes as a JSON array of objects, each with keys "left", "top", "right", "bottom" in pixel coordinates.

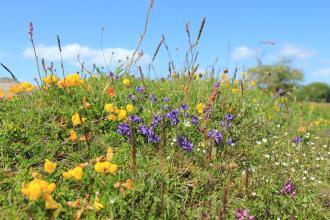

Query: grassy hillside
[{"left": 0, "top": 74, "right": 329, "bottom": 219}]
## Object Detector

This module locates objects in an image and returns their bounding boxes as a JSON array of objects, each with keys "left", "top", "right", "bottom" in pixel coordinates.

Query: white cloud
[
  {"left": 231, "top": 46, "right": 256, "bottom": 60},
  {"left": 278, "top": 44, "right": 317, "bottom": 60},
  {"left": 23, "top": 43, "right": 151, "bottom": 66},
  {"left": 312, "top": 68, "right": 330, "bottom": 77}
]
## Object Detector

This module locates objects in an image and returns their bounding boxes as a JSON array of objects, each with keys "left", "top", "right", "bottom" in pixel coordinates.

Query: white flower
[
  {"left": 262, "top": 138, "right": 267, "bottom": 143},
  {"left": 264, "top": 154, "right": 271, "bottom": 158},
  {"left": 302, "top": 176, "right": 307, "bottom": 180},
  {"left": 310, "top": 177, "right": 316, "bottom": 181},
  {"left": 256, "top": 141, "right": 261, "bottom": 145}
]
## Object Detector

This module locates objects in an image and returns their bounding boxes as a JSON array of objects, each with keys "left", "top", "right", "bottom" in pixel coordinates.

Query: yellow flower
[
  {"left": 117, "top": 109, "right": 127, "bottom": 121},
  {"left": 94, "top": 196, "right": 104, "bottom": 211},
  {"left": 43, "top": 193, "right": 59, "bottom": 209},
  {"left": 233, "top": 79, "right": 240, "bottom": 86},
  {"left": 42, "top": 75, "right": 59, "bottom": 85},
  {"left": 196, "top": 103, "right": 204, "bottom": 114},
  {"left": 58, "top": 74, "right": 84, "bottom": 88},
  {"left": 9, "top": 82, "right": 35, "bottom": 94},
  {"left": 107, "top": 114, "right": 117, "bottom": 121},
  {"left": 123, "top": 79, "right": 131, "bottom": 87},
  {"left": 104, "top": 103, "right": 115, "bottom": 113},
  {"left": 39, "top": 180, "right": 56, "bottom": 194},
  {"left": 250, "top": 80, "right": 257, "bottom": 87},
  {"left": 21, "top": 179, "right": 42, "bottom": 201},
  {"left": 63, "top": 166, "right": 83, "bottom": 181},
  {"left": 71, "top": 113, "right": 84, "bottom": 126},
  {"left": 232, "top": 87, "right": 239, "bottom": 93},
  {"left": 44, "top": 159, "right": 57, "bottom": 174},
  {"left": 106, "top": 147, "right": 113, "bottom": 161},
  {"left": 95, "top": 161, "right": 117, "bottom": 174},
  {"left": 0, "top": 89, "right": 5, "bottom": 99},
  {"left": 126, "top": 104, "right": 134, "bottom": 113},
  {"left": 69, "top": 129, "right": 77, "bottom": 142}
]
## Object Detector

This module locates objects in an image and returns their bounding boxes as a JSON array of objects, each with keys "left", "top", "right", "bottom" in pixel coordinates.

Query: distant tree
[
  {"left": 247, "top": 60, "right": 303, "bottom": 92},
  {"left": 296, "top": 82, "right": 330, "bottom": 103}
]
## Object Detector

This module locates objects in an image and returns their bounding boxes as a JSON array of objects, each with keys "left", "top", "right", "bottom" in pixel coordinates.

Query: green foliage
[
  {"left": 248, "top": 60, "right": 303, "bottom": 91},
  {"left": 296, "top": 82, "right": 330, "bottom": 103},
  {"left": 0, "top": 76, "right": 329, "bottom": 219}
]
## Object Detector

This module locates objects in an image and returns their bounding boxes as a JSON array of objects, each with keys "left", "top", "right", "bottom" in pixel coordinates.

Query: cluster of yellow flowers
[
  {"left": 94, "top": 147, "right": 118, "bottom": 174},
  {"left": 9, "top": 82, "right": 35, "bottom": 94},
  {"left": 104, "top": 103, "right": 134, "bottom": 121},
  {"left": 42, "top": 74, "right": 59, "bottom": 85},
  {"left": 58, "top": 74, "right": 84, "bottom": 88},
  {"left": 21, "top": 160, "right": 59, "bottom": 209},
  {"left": 63, "top": 166, "right": 84, "bottom": 181},
  {"left": 221, "top": 74, "right": 230, "bottom": 87}
]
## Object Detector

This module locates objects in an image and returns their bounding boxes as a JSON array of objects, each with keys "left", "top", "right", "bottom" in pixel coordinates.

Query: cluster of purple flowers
[
  {"left": 117, "top": 123, "right": 130, "bottom": 137},
  {"left": 128, "top": 115, "right": 143, "bottom": 123},
  {"left": 151, "top": 115, "right": 162, "bottom": 129},
  {"left": 166, "top": 109, "right": 180, "bottom": 127},
  {"left": 221, "top": 113, "right": 235, "bottom": 128},
  {"left": 191, "top": 115, "right": 199, "bottom": 125},
  {"left": 280, "top": 179, "right": 297, "bottom": 197},
  {"left": 227, "top": 137, "right": 235, "bottom": 145},
  {"left": 136, "top": 85, "right": 145, "bottom": 93},
  {"left": 177, "top": 135, "right": 193, "bottom": 152},
  {"left": 235, "top": 208, "right": 254, "bottom": 220},
  {"left": 137, "top": 124, "right": 160, "bottom": 143},
  {"left": 150, "top": 94, "right": 157, "bottom": 103},
  {"left": 208, "top": 129, "right": 223, "bottom": 145}
]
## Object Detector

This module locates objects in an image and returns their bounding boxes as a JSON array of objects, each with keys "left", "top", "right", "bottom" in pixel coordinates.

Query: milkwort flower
[
  {"left": 137, "top": 124, "right": 160, "bottom": 143},
  {"left": 208, "top": 130, "right": 223, "bottom": 145},
  {"left": 128, "top": 115, "right": 143, "bottom": 123},
  {"left": 191, "top": 115, "right": 199, "bottom": 125},
  {"left": 235, "top": 208, "right": 254, "bottom": 220},
  {"left": 128, "top": 94, "right": 136, "bottom": 102},
  {"left": 150, "top": 94, "right": 157, "bottom": 102},
  {"left": 225, "top": 113, "right": 235, "bottom": 122},
  {"left": 281, "top": 179, "right": 296, "bottom": 197},
  {"left": 177, "top": 135, "right": 193, "bottom": 152},
  {"left": 293, "top": 136, "right": 301, "bottom": 143},
  {"left": 166, "top": 109, "right": 180, "bottom": 127},
  {"left": 163, "top": 97, "right": 169, "bottom": 102},
  {"left": 135, "top": 85, "right": 145, "bottom": 93},
  {"left": 150, "top": 115, "right": 162, "bottom": 129},
  {"left": 227, "top": 137, "right": 235, "bottom": 145},
  {"left": 180, "top": 104, "right": 189, "bottom": 111},
  {"left": 117, "top": 123, "right": 130, "bottom": 137}
]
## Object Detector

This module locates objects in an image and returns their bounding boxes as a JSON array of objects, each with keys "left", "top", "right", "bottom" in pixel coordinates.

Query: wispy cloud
[
  {"left": 312, "top": 68, "right": 330, "bottom": 77},
  {"left": 23, "top": 43, "right": 151, "bottom": 66},
  {"left": 278, "top": 44, "right": 317, "bottom": 60},
  {"left": 231, "top": 46, "right": 256, "bottom": 60}
]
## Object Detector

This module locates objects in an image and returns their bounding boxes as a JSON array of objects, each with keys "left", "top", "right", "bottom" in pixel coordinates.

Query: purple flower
[
  {"left": 177, "top": 135, "right": 193, "bottom": 152},
  {"left": 166, "top": 109, "right": 180, "bottom": 127},
  {"left": 225, "top": 113, "right": 235, "bottom": 122},
  {"left": 150, "top": 95, "right": 157, "bottom": 102},
  {"left": 235, "top": 208, "right": 254, "bottom": 220},
  {"left": 128, "top": 114, "right": 143, "bottom": 123},
  {"left": 137, "top": 124, "right": 160, "bottom": 143},
  {"left": 293, "top": 136, "right": 301, "bottom": 143},
  {"left": 128, "top": 94, "right": 136, "bottom": 102},
  {"left": 227, "top": 137, "right": 234, "bottom": 145},
  {"left": 208, "top": 130, "right": 223, "bottom": 144},
  {"left": 163, "top": 97, "right": 169, "bottom": 102},
  {"left": 136, "top": 86, "right": 145, "bottom": 93},
  {"left": 191, "top": 116, "right": 199, "bottom": 125},
  {"left": 117, "top": 123, "right": 130, "bottom": 137},
  {"left": 213, "top": 82, "right": 220, "bottom": 88},
  {"left": 180, "top": 104, "right": 189, "bottom": 111},
  {"left": 281, "top": 179, "right": 296, "bottom": 197},
  {"left": 151, "top": 115, "right": 162, "bottom": 129}
]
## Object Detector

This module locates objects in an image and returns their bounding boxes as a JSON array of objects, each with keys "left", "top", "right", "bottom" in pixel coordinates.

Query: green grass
[{"left": 0, "top": 75, "right": 329, "bottom": 219}]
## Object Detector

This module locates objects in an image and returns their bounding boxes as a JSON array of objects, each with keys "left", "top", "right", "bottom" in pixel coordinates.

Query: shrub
[{"left": 296, "top": 82, "right": 330, "bottom": 103}]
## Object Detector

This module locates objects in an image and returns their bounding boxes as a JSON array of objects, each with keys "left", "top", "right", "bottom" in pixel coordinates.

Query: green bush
[{"left": 296, "top": 82, "right": 330, "bottom": 102}]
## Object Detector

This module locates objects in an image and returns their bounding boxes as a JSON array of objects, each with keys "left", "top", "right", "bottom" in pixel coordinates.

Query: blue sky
[{"left": 1, "top": 0, "right": 330, "bottom": 84}]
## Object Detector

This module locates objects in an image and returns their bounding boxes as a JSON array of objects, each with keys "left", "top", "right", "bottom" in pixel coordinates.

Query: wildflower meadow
[{"left": 0, "top": 1, "right": 330, "bottom": 219}]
